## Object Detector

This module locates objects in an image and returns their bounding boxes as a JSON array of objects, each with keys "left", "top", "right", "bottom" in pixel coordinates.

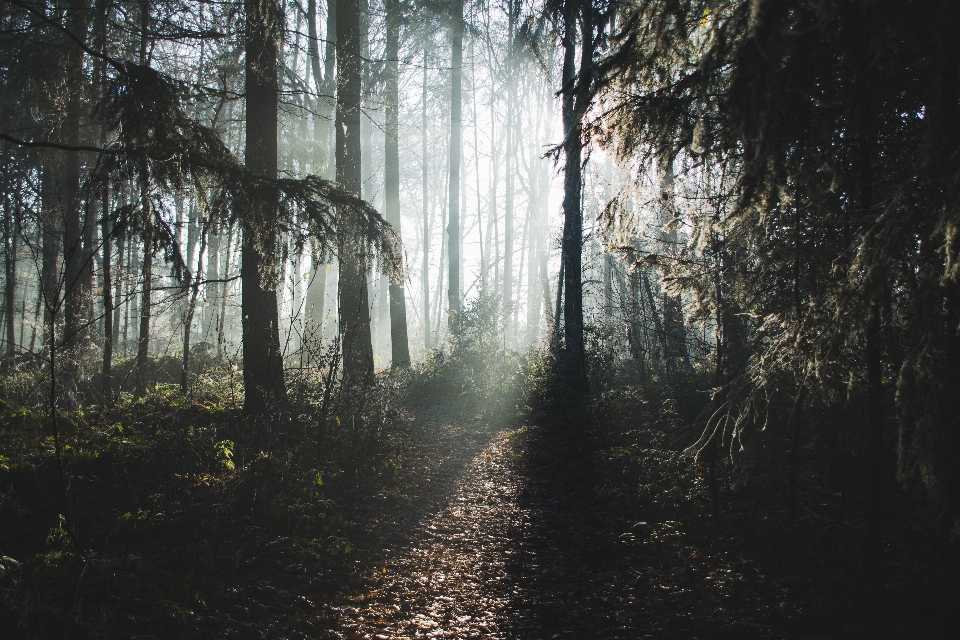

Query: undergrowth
[
  {"left": 0, "top": 344, "right": 409, "bottom": 638},
  {"left": 515, "top": 340, "right": 957, "bottom": 637}
]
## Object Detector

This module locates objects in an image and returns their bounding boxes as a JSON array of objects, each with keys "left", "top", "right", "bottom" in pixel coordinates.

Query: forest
[{"left": 0, "top": 0, "right": 957, "bottom": 637}]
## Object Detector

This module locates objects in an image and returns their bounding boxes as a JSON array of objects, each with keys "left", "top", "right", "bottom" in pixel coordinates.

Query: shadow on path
[{"left": 328, "top": 412, "right": 634, "bottom": 639}]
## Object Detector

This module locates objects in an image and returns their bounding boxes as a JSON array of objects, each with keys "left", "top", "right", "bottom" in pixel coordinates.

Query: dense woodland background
[{"left": 1, "top": 0, "right": 959, "bottom": 637}]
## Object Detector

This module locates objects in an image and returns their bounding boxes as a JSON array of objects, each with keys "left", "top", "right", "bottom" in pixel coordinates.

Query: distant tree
[
  {"left": 446, "top": 0, "right": 464, "bottom": 332},
  {"left": 384, "top": 0, "right": 411, "bottom": 368}
]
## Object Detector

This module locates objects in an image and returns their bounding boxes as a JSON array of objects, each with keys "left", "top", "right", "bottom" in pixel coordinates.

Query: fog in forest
[{"left": 2, "top": 1, "right": 958, "bottom": 637}]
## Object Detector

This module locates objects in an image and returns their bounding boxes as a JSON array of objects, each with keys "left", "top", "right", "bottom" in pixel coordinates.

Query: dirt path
[
  {"left": 329, "top": 406, "right": 525, "bottom": 639},
  {"left": 323, "top": 405, "right": 632, "bottom": 640}
]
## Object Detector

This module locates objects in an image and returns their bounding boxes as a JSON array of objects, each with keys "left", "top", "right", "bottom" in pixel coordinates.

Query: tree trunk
[
  {"left": 182, "top": 220, "right": 208, "bottom": 393},
  {"left": 3, "top": 176, "right": 17, "bottom": 356},
  {"left": 242, "top": 0, "right": 287, "bottom": 414},
  {"left": 470, "top": 38, "right": 486, "bottom": 295},
  {"left": 320, "top": 0, "right": 337, "bottom": 178},
  {"left": 422, "top": 46, "right": 431, "bottom": 351},
  {"left": 489, "top": 88, "right": 500, "bottom": 299},
  {"left": 337, "top": 0, "right": 374, "bottom": 383},
  {"left": 305, "top": 0, "right": 335, "bottom": 334},
  {"left": 385, "top": 0, "right": 410, "bottom": 368},
  {"left": 123, "top": 239, "right": 133, "bottom": 358},
  {"left": 202, "top": 221, "right": 221, "bottom": 342},
  {"left": 503, "top": 2, "right": 516, "bottom": 344},
  {"left": 218, "top": 225, "right": 234, "bottom": 360},
  {"left": 111, "top": 230, "right": 123, "bottom": 353},
  {"left": 61, "top": 1, "right": 89, "bottom": 355},
  {"left": 304, "top": 242, "right": 326, "bottom": 344},
  {"left": 658, "top": 156, "right": 689, "bottom": 368},
  {"left": 186, "top": 199, "right": 199, "bottom": 281},
  {"left": 559, "top": 1, "right": 587, "bottom": 392},
  {"left": 101, "top": 184, "right": 113, "bottom": 403},
  {"left": 135, "top": 179, "right": 152, "bottom": 399},
  {"left": 446, "top": 0, "right": 464, "bottom": 332},
  {"left": 435, "top": 183, "right": 447, "bottom": 340}
]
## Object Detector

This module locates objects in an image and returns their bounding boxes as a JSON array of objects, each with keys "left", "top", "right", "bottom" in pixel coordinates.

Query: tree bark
[
  {"left": 3, "top": 174, "right": 17, "bottom": 356},
  {"left": 305, "top": 252, "right": 327, "bottom": 343},
  {"left": 320, "top": 0, "right": 337, "bottom": 177},
  {"left": 100, "top": 184, "right": 113, "bottom": 403},
  {"left": 422, "top": 46, "right": 431, "bottom": 351},
  {"left": 181, "top": 220, "right": 208, "bottom": 393},
  {"left": 135, "top": 179, "right": 152, "bottom": 399},
  {"left": 242, "top": 0, "right": 287, "bottom": 414},
  {"left": 305, "top": 0, "right": 335, "bottom": 335},
  {"left": 62, "top": 0, "right": 89, "bottom": 355},
  {"left": 559, "top": 0, "right": 588, "bottom": 392},
  {"left": 218, "top": 224, "right": 234, "bottom": 360},
  {"left": 111, "top": 231, "right": 123, "bottom": 353},
  {"left": 337, "top": 0, "right": 374, "bottom": 383},
  {"left": 202, "top": 220, "right": 221, "bottom": 342},
  {"left": 503, "top": 1, "right": 516, "bottom": 344},
  {"left": 385, "top": 0, "right": 410, "bottom": 368},
  {"left": 446, "top": 0, "right": 464, "bottom": 332}
]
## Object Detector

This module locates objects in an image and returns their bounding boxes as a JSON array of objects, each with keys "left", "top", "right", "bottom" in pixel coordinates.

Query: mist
[{"left": 1, "top": 0, "right": 957, "bottom": 637}]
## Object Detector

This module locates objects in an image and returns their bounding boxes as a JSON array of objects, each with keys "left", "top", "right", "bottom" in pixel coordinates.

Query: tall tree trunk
[
  {"left": 320, "top": 0, "right": 337, "bottom": 177},
  {"left": 41, "top": 163, "right": 63, "bottom": 354},
  {"left": 435, "top": 183, "right": 447, "bottom": 340},
  {"left": 94, "top": 0, "right": 111, "bottom": 401},
  {"left": 446, "top": 0, "right": 464, "bottom": 332},
  {"left": 111, "top": 231, "right": 123, "bottom": 352},
  {"left": 242, "top": 0, "right": 287, "bottom": 414},
  {"left": 601, "top": 158, "right": 614, "bottom": 326},
  {"left": 358, "top": 0, "right": 383, "bottom": 360},
  {"left": 305, "top": 248, "right": 327, "bottom": 344},
  {"left": 123, "top": 239, "right": 133, "bottom": 358},
  {"left": 29, "top": 216, "right": 44, "bottom": 354},
  {"left": 305, "top": 0, "right": 335, "bottom": 335},
  {"left": 135, "top": 179, "right": 152, "bottom": 399},
  {"left": 559, "top": 0, "right": 587, "bottom": 392},
  {"left": 527, "top": 99, "right": 548, "bottom": 345},
  {"left": 289, "top": 246, "right": 304, "bottom": 354},
  {"left": 182, "top": 220, "right": 208, "bottom": 393},
  {"left": 385, "top": 0, "right": 410, "bottom": 368},
  {"left": 503, "top": 0, "right": 517, "bottom": 345},
  {"left": 133, "top": 0, "right": 152, "bottom": 398},
  {"left": 202, "top": 221, "right": 221, "bottom": 342},
  {"left": 488, "top": 86, "right": 500, "bottom": 298},
  {"left": 101, "top": 185, "right": 113, "bottom": 402},
  {"left": 422, "top": 46, "right": 431, "bottom": 351},
  {"left": 3, "top": 176, "right": 17, "bottom": 356},
  {"left": 642, "top": 271, "right": 668, "bottom": 367},
  {"left": 61, "top": 0, "right": 89, "bottom": 356},
  {"left": 337, "top": 0, "right": 374, "bottom": 382},
  {"left": 218, "top": 225, "right": 234, "bottom": 360},
  {"left": 539, "top": 84, "right": 551, "bottom": 336},
  {"left": 470, "top": 38, "right": 486, "bottom": 295},
  {"left": 186, "top": 200, "right": 199, "bottom": 279},
  {"left": 658, "top": 156, "right": 689, "bottom": 368}
]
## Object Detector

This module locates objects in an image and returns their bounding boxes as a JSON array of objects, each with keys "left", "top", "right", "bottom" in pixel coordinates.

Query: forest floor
[
  {"left": 316, "top": 399, "right": 956, "bottom": 640},
  {"left": 2, "top": 389, "right": 957, "bottom": 638}
]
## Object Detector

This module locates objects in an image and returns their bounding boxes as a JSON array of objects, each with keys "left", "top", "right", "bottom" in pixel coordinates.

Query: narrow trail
[{"left": 325, "top": 406, "right": 621, "bottom": 640}]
